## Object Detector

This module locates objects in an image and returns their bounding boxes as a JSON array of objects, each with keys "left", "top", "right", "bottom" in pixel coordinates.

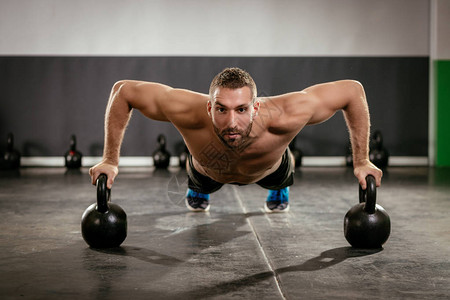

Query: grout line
[{"left": 232, "top": 186, "right": 288, "bottom": 300}]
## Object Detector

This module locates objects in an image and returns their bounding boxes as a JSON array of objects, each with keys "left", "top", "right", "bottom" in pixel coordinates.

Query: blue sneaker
[
  {"left": 264, "top": 187, "right": 290, "bottom": 213},
  {"left": 185, "top": 189, "right": 210, "bottom": 212}
]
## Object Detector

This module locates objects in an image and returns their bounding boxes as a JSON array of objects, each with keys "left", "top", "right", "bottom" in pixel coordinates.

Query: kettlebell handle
[
  {"left": 157, "top": 134, "right": 166, "bottom": 148},
  {"left": 96, "top": 174, "right": 111, "bottom": 213},
  {"left": 359, "top": 175, "right": 377, "bottom": 214},
  {"left": 70, "top": 135, "right": 77, "bottom": 151},
  {"left": 7, "top": 133, "right": 14, "bottom": 151}
]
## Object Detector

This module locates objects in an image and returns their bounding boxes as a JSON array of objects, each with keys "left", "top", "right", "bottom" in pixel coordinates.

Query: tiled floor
[{"left": 0, "top": 166, "right": 449, "bottom": 299}]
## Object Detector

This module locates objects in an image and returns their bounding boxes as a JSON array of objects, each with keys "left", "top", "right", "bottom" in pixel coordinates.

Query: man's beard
[{"left": 213, "top": 122, "right": 253, "bottom": 151}]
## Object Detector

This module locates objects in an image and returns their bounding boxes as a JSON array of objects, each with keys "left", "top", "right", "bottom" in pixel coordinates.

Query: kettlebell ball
[
  {"left": 81, "top": 174, "right": 127, "bottom": 248},
  {"left": 344, "top": 175, "right": 391, "bottom": 249}
]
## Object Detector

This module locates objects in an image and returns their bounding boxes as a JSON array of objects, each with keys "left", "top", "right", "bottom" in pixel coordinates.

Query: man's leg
[
  {"left": 264, "top": 187, "right": 290, "bottom": 213},
  {"left": 185, "top": 189, "right": 211, "bottom": 212},
  {"left": 257, "top": 148, "right": 295, "bottom": 213},
  {"left": 185, "top": 154, "right": 223, "bottom": 212}
]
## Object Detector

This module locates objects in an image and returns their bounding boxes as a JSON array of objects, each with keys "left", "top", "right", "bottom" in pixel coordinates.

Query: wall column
[{"left": 431, "top": 0, "right": 450, "bottom": 166}]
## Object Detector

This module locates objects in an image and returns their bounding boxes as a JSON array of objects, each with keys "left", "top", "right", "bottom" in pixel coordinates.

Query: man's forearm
[
  {"left": 343, "top": 83, "right": 371, "bottom": 166},
  {"left": 102, "top": 82, "right": 133, "bottom": 166}
]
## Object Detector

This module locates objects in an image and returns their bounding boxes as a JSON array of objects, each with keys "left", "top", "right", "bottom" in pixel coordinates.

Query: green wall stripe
[{"left": 436, "top": 60, "right": 450, "bottom": 167}]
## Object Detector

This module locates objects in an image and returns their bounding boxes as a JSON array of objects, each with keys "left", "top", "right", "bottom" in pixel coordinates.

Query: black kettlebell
[
  {"left": 65, "top": 135, "right": 83, "bottom": 169},
  {"left": 369, "top": 130, "right": 389, "bottom": 169},
  {"left": 1, "top": 133, "right": 21, "bottom": 170},
  {"left": 289, "top": 136, "right": 303, "bottom": 167},
  {"left": 179, "top": 144, "right": 189, "bottom": 169},
  {"left": 81, "top": 174, "right": 127, "bottom": 248},
  {"left": 344, "top": 175, "right": 390, "bottom": 248},
  {"left": 152, "top": 134, "right": 171, "bottom": 169}
]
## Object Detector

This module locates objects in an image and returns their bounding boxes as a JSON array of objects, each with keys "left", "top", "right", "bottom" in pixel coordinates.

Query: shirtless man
[{"left": 89, "top": 67, "right": 382, "bottom": 213}]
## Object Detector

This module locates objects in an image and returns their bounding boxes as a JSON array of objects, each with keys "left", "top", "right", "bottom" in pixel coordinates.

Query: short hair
[{"left": 209, "top": 67, "right": 257, "bottom": 101}]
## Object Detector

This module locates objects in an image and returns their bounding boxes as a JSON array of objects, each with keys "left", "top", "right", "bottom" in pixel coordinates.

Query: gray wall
[{"left": 0, "top": 56, "right": 428, "bottom": 156}]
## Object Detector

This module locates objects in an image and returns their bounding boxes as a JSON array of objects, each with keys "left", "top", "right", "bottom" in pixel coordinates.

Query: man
[{"left": 89, "top": 67, "right": 382, "bottom": 213}]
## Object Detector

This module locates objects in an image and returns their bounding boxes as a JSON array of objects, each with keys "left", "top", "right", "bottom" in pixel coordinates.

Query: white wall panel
[
  {"left": 435, "top": 0, "right": 450, "bottom": 59},
  {"left": 0, "top": 0, "right": 429, "bottom": 56}
]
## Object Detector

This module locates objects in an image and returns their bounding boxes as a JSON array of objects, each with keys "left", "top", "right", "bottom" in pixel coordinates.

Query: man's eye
[
  {"left": 216, "top": 107, "right": 225, "bottom": 113},
  {"left": 238, "top": 108, "right": 247, "bottom": 113}
]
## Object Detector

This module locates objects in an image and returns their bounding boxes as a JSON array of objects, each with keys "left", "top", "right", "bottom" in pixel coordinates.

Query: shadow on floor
[
  {"left": 91, "top": 246, "right": 184, "bottom": 266},
  {"left": 179, "top": 246, "right": 382, "bottom": 299}
]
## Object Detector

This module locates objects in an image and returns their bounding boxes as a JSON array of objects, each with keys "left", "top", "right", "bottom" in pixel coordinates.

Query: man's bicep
[
  {"left": 121, "top": 81, "right": 173, "bottom": 121},
  {"left": 133, "top": 84, "right": 209, "bottom": 126},
  {"left": 304, "top": 81, "right": 356, "bottom": 125}
]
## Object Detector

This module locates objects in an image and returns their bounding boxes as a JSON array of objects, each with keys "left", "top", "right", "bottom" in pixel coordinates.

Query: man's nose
[{"left": 227, "top": 111, "right": 237, "bottom": 127}]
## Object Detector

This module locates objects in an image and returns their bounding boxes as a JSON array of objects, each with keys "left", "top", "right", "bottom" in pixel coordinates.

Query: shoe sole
[
  {"left": 264, "top": 202, "right": 290, "bottom": 213},
  {"left": 185, "top": 198, "right": 210, "bottom": 212}
]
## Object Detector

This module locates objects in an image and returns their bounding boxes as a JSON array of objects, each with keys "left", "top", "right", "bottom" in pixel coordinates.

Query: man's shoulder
[
  {"left": 165, "top": 90, "right": 210, "bottom": 130},
  {"left": 256, "top": 92, "right": 312, "bottom": 134}
]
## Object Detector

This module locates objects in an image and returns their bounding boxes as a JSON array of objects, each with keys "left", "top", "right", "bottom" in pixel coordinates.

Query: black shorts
[{"left": 187, "top": 148, "right": 295, "bottom": 194}]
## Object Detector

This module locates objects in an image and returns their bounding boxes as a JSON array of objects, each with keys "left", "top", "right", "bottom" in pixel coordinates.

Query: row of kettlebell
[
  {"left": 2, "top": 130, "right": 388, "bottom": 170},
  {"left": 0, "top": 133, "right": 85, "bottom": 170},
  {"left": 0, "top": 133, "right": 189, "bottom": 170}
]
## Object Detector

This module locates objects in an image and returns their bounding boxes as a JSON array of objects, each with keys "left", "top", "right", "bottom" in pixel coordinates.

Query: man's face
[{"left": 208, "top": 87, "right": 259, "bottom": 150}]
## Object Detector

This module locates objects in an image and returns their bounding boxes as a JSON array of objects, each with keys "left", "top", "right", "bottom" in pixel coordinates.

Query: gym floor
[{"left": 0, "top": 166, "right": 449, "bottom": 299}]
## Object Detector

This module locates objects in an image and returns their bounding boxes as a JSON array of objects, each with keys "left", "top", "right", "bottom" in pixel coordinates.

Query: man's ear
[
  {"left": 252, "top": 99, "right": 260, "bottom": 116},
  {"left": 207, "top": 100, "right": 212, "bottom": 117}
]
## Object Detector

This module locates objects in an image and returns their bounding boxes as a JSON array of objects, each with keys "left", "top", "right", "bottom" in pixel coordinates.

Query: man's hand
[
  {"left": 89, "top": 161, "right": 119, "bottom": 189},
  {"left": 353, "top": 159, "right": 383, "bottom": 189}
]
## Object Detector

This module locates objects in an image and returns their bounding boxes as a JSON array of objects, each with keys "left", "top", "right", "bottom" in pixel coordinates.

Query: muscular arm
[
  {"left": 102, "top": 81, "right": 172, "bottom": 166},
  {"left": 285, "top": 80, "right": 382, "bottom": 188},
  {"left": 306, "top": 80, "right": 370, "bottom": 164},
  {"left": 90, "top": 80, "right": 206, "bottom": 187}
]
